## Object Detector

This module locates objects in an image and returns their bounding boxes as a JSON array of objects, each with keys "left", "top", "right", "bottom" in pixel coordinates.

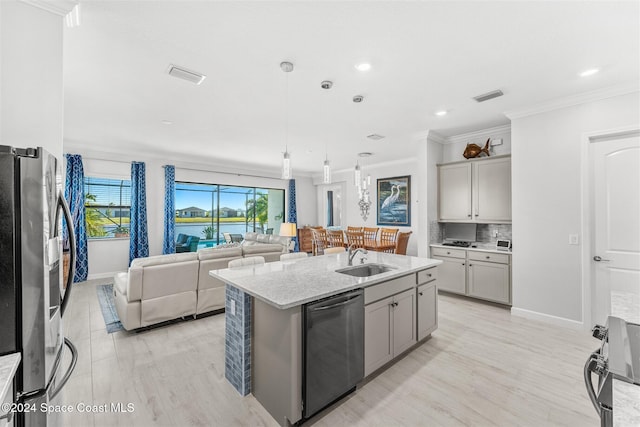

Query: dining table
[{"left": 363, "top": 239, "right": 396, "bottom": 252}]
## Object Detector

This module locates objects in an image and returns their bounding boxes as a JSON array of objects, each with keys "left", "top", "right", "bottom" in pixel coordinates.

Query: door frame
[{"left": 581, "top": 125, "right": 640, "bottom": 330}]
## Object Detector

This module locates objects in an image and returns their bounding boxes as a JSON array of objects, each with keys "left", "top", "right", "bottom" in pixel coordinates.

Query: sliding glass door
[{"left": 175, "top": 182, "right": 285, "bottom": 248}]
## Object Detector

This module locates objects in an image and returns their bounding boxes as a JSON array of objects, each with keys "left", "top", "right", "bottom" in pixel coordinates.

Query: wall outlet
[
  {"left": 230, "top": 299, "right": 236, "bottom": 315},
  {"left": 490, "top": 138, "right": 503, "bottom": 146},
  {"left": 569, "top": 234, "right": 579, "bottom": 245}
]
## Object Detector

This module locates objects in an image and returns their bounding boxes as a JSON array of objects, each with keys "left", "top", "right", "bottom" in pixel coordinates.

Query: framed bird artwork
[{"left": 377, "top": 175, "right": 411, "bottom": 226}]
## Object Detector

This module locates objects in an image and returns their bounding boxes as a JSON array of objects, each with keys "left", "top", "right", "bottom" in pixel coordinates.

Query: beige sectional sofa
[{"left": 113, "top": 233, "right": 288, "bottom": 331}]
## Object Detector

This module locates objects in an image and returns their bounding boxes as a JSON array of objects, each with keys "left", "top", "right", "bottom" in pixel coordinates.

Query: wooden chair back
[
  {"left": 380, "top": 228, "right": 399, "bottom": 243},
  {"left": 326, "top": 229, "right": 346, "bottom": 248},
  {"left": 363, "top": 227, "right": 379, "bottom": 241},
  {"left": 345, "top": 230, "right": 365, "bottom": 249},
  {"left": 310, "top": 228, "right": 328, "bottom": 255},
  {"left": 347, "top": 226, "right": 363, "bottom": 232},
  {"left": 394, "top": 231, "right": 412, "bottom": 255}
]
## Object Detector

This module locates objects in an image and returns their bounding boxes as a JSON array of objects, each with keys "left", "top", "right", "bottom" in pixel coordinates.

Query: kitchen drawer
[
  {"left": 431, "top": 247, "right": 466, "bottom": 259},
  {"left": 364, "top": 274, "right": 415, "bottom": 305},
  {"left": 468, "top": 251, "right": 510, "bottom": 264},
  {"left": 416, "top": 268, "right": 437, "bottom": 285}
]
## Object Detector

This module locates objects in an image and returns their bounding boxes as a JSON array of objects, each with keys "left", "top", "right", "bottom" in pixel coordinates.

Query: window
[
  {"left": 84, "top": 177, "right": 131, "bottom": 238},
  {"left": 175, "top": 182, "right": 285, "bottom": 248}
]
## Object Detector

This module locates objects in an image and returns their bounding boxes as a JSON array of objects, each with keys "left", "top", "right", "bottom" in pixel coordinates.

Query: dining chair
[
  {"left": 310, "top": 228, "right": 328, "bottom": 256},
  {"left": 345, "top": 230, "right": 365, "bottom": 249},
  {"left": 363, "top": 227, "right": 379, "bottom": 242},
  {"left": 228, "top": 256, "right": 265, "bottom": 268},
  {"left": 394, "top": 231, "right": 412, "bottom": 255},
  {"left": 327, "top": 229, "right": 346, "bottom": 248},
  {"left": 380, "top": 228, "right": 399, "bottom": 253},
  {"left": 347, "top": 226, "right": 363, "bottom": 232},
  {"left": 323, "top": 247, "right": 345, "bottom": 254}
]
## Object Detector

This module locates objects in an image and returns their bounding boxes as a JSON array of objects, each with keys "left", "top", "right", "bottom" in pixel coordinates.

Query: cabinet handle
[
  {"left": 427, "top": 273, "right": 432, "bottom": 277},
  {"left": 462, "top": 263, "right": 465, "bottom": 266},
  {"left": 486, "top": 256, "right": 490, "bottom": 259},
  {"left": 418, "top": 292, "right": 424, "bottom": 296},
  {"left": 469, "top": 264, "right": 473, "bottom": 267},
  {"left": 467, "top": 214, "right": 472, "bottom": 218},
  {"left": 447, "top": 251, "right": 451, "bottom": 255}
]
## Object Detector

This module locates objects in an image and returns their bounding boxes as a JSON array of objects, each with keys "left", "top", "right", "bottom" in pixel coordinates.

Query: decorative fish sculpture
[{"left": 463, "top": 138, "right": 491, "bottom": 159}]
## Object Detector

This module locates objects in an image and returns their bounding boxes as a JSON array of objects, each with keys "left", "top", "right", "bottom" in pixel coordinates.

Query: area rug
[{"left": 96, "top": 284, "right": 124, "bottom": 333}]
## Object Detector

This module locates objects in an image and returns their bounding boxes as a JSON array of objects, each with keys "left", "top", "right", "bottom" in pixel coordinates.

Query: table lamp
[{"left": 280, "top": 222, "right": 297, "bottom": 252}]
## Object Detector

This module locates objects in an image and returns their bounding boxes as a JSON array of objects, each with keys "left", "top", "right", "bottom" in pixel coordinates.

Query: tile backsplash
[{"left": 430, "top": 222, "right": 512, "bottom": 244}]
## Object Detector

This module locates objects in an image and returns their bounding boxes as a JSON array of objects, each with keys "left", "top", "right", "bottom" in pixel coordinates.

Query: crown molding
[
  {"left": 445, "top": 124, "right": 512, "bottom": 145},
  {"left": 63, "top": 141, "right": 314, "bottom": 180},
  {"left": 505, "top": 83, "right": 640, "bottom": 120},
  {"left": 19, "top": 0, "right": 78, "bottom": 16}
]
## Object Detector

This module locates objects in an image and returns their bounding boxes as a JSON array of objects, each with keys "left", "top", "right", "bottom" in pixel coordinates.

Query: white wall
[
  {"left": 316, "top": 159, "right": 421, "bottom": 256},
  {"left": 510, "top": 92, "right": 640, "bottom": 325},
  {"left": 74, "top": 152, "right": 316, "bottom": 278},
  {"left": 1, "top": 1, "right": 64, "bottom": 159}
]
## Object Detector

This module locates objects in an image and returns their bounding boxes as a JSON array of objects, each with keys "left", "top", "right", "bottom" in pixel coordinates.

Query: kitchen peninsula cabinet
[{"left": 438, "top": 155, "right": 511, "bottom": 223}]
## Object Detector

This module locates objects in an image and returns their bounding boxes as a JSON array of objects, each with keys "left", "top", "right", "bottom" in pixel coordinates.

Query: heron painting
[{"left": 377, "top": 175, "right": 411, "bottom": 226}]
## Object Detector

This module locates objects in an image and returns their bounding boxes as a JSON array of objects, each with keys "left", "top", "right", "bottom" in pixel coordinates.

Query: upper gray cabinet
[{"left": 438, "top": 155, "right": 511, "bottom": 223}]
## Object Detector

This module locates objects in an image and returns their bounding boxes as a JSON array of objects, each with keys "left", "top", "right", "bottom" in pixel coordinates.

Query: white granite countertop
[
  {"left": 430, "top": 242, "right": 513, "bottom": 254},
  {"left": 0, "top": 353, "right": 20, "bottom": 406},
  {"left": 210, "top": 252, "right": 441, "bottom": 309},
  {"left": 614, "top": 379, "right": 640, "bottom": 426}
]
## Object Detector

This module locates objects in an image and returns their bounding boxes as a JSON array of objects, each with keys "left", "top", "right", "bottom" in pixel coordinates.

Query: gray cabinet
[
  {"left": 364, "top": 296, "right": 393, "bottom": 375},
  {"left": 417, "top": 282, "right": 437, "bottom": 341},
  {"left": 364, "top": 287, "right": 416, "bottom": 377},
  {"left": 431, "top": 247, "right": 466, "bottom": 295},
  {"left": 438, "top": 163, "right": 472, "bottom": 221},
  {"left": 431, "top": 246, "right": 511, "bottom": 305},
  {"left": 467, "top": 251, "right": 511, "bottom": 304},
  {"left": 438, "top": 155, "right": 511, "bottom": 223}
]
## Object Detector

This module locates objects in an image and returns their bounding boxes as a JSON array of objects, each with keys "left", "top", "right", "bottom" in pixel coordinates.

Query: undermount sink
[{"left": 335, "top": 263, "right": 397, "bottom": 277}]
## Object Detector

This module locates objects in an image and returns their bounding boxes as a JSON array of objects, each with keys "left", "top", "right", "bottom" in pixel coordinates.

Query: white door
[{"left": 591, "top": 133, "right": 640, "bottom": 325}]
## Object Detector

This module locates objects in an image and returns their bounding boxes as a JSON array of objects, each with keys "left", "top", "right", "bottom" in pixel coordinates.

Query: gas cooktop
[{"left": 442, "top": 241, "right": 472, "bottom": 247}]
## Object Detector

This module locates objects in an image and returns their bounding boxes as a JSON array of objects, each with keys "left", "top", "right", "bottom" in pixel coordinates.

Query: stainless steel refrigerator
[{"left": 0, "top": 146, "right": 77, "bottom": 426}]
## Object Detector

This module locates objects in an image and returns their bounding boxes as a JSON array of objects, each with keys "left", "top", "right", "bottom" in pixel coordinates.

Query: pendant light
[
  {"left": 321, "top": 80, "right": 333, "bottom": 184},
  {"left": 281, "top": 61, "right": 294, "bottom": 179},
  {"left": 354, "top": 162, "right": 361, "bottom": 187}
]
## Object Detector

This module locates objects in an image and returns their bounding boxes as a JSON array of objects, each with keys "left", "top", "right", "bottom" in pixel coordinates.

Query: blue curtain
[
  {"left": 129, "top": 162, "right": 149, "bottom": 264},
  {"left": 162, "top": 165, "right": 176, "bottom": 254},
  {"left": 287, "top": 179, "right": 299, "bottom": 252},
  {"left": 63, "top": 154, "right": 88, "bottom": 283}
]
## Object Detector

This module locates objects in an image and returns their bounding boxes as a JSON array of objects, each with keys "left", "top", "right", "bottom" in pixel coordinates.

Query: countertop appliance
[
  {"left": 585, "top": 316, "right": 640, "bottom": 426},
  {"left": 302, "top": 289, "right": 364, "bottom": 420},
  {"left": 0, "top": 146, "right": 78, "bottom": 426},
  {"left": 442, "top": 223, "right": 477, "bottom": 246}
]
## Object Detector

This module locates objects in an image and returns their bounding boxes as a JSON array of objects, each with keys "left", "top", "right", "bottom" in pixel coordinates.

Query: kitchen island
[{"left": 210, "top": 251, "right": 441, "bottom": 425}]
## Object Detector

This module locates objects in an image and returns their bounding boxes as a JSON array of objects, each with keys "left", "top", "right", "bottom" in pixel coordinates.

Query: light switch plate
[
  {"left": 230, "top": 300, "right": 236, "bottom": 315},
  {"left": 569, "top": 234, "right": 579, "bottom": 245}
]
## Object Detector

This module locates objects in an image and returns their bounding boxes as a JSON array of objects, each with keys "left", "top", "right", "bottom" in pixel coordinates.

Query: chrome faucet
[{"left": 347, "top": 244, "right": 368, "bottom": 266}]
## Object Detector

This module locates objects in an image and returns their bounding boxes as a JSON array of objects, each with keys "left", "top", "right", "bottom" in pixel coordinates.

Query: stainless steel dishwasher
[{"left": 303, "top": 288, "right": 364, "bottom": 419}]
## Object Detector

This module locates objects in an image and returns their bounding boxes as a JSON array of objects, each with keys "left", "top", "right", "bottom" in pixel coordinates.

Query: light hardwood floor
[{"left": 60, "top": 278, "right": 599, "bottom": 426}]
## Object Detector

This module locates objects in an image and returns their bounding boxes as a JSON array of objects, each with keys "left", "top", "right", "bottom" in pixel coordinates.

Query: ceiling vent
[
  {"left": 367, "top": 134, "right": 385, "bottom": 141},
  {"left": 473, "top": 89, "right": 504, "bottom": 103},
  {"left": 167, "top": 64, "right": 206, "bottom": 85}
]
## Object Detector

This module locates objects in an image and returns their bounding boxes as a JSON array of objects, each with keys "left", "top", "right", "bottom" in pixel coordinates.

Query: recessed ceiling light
[
  {"left": 358, "top": 152, "right": 373, "bottom": 157},
  {"left": 161, "top": 120, "right": 173, "bottom": 125},
  {"left": 435, "top": 110, "right": 447, "bottom": 117},
  {"left": 580, "top": 68, "right": 600, "bottom": 77},
  {"left": 355, "top": 63, "right": 371, "bottom": 72}
]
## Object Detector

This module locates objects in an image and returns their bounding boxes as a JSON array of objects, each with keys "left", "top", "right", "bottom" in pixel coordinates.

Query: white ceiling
[{"left": 63, "top": 1, "right": 640, "bottom": 176}]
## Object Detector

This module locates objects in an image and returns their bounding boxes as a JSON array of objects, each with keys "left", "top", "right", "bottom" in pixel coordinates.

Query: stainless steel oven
[{"left": 584, "top": 316, "right": 640, "bottom": 427}]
